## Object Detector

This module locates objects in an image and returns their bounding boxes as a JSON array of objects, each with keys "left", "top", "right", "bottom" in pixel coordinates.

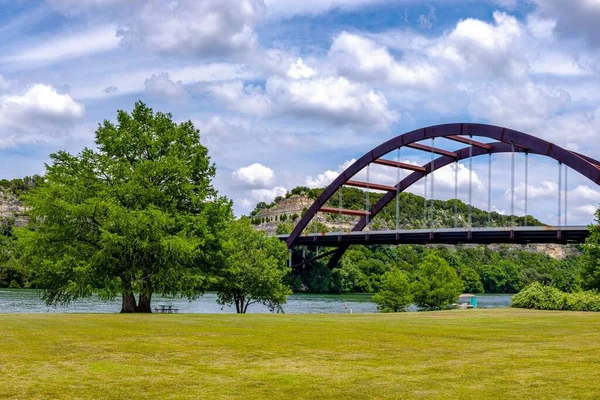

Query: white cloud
[
  {"left": 468, "top": 82, "right": 570, "bottom": 131},
  {"left": 570, "top": 185, "right": 600, "bottom": 203},
  {"left": 232, "top": 163, "right": 276, "bottom": 188},
  {"left": 72, "top": 63, "right": 255, "bottom": 100},
  {"left": 306, "top": 159, "right": 356, "bottom": 188},
  {"left": 329, "top": 32, "right": 440, "bottom": 88},
  {"left": 249, "top": 186, "right": 287, "bottom": 203},
  {"left": 211, "top": 75, "right": 398, "bottom": 128},
  {"left": 0, "top": 84, "right": 84, "bottom": 147},
  {"left": 144, "top": 73, "right": 187, "bottom": 101},
  {"left": 532, "top": 0, "right": 600, "bottom": 46},
  {"left": 287, "top": 58, "right": 316, "bottom": 79},
  {"left": 118, "top": 0, "right": 265, "bottom": 58},
  {"left": 4, "top": 25, "right": 119, "bottom": 64},
  {"left": 210, "top": 81, "right": 272, "bottom": 116}
]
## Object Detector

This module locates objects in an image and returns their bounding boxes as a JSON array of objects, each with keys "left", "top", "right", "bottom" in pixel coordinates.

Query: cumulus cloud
[
  {"left": 144, "top": 73, "right": 187, "bottom": 101},
  {"left": 118, "top": 0, "right": 265, "bottom": 58},
  {"left": 210, "top": 81, "right": 271, "bottom": 116},
  {"left": 0, "top": 84, "right": 84, "bottom": 147},
  {"left": 305, "top": 159, "right": 356, "bottom": 188},
  {"left": 211, "top": 75, "right": 398, "bottom": 128},
  {"left": 532, "top": 0, "right": 600, "bottom": 46},
  {"left": 232, "top": 163, "right": 276, "bottom": 188},
  {"left": 329, "top": 32, "right": 439, "bottom": 88},
  {"left": 287, "top": 58, "right": 316, "bottom": 79}
]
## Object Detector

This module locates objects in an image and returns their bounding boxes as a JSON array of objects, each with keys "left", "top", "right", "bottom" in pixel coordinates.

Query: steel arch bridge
[{"left": 280, "top": 123, "right": 600, "bottom": 268}]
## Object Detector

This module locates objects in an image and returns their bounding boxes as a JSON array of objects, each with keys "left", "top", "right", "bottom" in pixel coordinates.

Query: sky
[{"left": 0, "top": 0, "right": 599, "bottom": 225}]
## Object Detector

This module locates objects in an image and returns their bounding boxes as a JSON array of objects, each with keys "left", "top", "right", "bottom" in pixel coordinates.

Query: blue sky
[{"left": 0, "top": 0, "right": 599, "bottom": 224}]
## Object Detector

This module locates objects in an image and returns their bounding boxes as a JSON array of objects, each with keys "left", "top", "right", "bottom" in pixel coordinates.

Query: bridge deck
[{"left": 280, "top": 226, "right": 589, "bottom": 247}]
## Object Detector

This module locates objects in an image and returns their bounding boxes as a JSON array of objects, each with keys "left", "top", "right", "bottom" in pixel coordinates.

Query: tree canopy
[
  {"left": 412, "top": 254, "right": 464, "bottom": 310},
  {"left": 372, "top": 269, "right": 412, "bottom": 312},
  {"left": 582, "top": 208, "right": 600, "bottom": 291},
  {"left": 217, "top": 218, "right": 291, "bottom": 313},
  {"left": 18, "top": 102, "right": 232, "bottom": 312}
]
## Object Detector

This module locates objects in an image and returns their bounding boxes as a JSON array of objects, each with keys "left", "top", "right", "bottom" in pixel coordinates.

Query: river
[{"left": 0, "top": 289, "right": 513, "bottom": 314}]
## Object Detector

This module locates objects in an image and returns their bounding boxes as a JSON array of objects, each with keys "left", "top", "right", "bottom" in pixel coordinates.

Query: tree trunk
[
  {"left": 138, "top": 292, "right": 153, "bottom": 313},
  {"left": 234, "top": 293, "right": 245, "bottom": 314},
  {"left": 121, "top": 278, "right": 138, "bottom": 313}
]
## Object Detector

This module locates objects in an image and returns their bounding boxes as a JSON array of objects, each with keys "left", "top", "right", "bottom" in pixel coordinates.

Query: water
[{"left": 0, "top": 289, "right": 512, "bottom": 314}]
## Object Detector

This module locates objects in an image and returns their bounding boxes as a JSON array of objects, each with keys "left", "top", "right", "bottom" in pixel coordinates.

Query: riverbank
[
  {"left": 0, "top": 289, "right": 512, "bottom": 313},
  {"left": 2, "top": 309, "right": 599, "bottom": 399}
]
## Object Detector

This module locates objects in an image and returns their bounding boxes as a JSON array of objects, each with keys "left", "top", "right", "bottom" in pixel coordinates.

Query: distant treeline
[
  {"left": 0, "top": 175, "right": 43, "bottom": 198},
  {"left": 287, "top": 244, "right": 583, "bottom": 295}
]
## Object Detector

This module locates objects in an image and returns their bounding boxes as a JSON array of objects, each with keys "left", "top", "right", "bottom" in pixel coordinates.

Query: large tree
[
  {"left": 581, "top": 207, "right": 600, "bottom": 291},
  {"left": 372, "top": 269, "right": 412, "bottom": 312},
  {"left": 18, "top": 102, "right": 231, "bottom": 312},
  {"left": 216, "top": 218, "right": 291, "bottom": 313},
  {"left": 412, "top": 254, "right": 464, "bottom": 310}
]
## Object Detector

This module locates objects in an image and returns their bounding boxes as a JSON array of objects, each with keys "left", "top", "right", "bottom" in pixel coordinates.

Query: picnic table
[{"left": 154, "top": 304, "right": 179, "bottom": 313}]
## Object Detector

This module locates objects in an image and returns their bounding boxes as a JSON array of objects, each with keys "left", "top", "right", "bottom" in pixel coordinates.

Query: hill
[{"left": 250, "top": 185, "right": 543, "bottom": 234}]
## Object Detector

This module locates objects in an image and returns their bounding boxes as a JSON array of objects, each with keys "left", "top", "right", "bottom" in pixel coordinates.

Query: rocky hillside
[{"left": 250, "top": 185, "right": 542, "bottom": 233}]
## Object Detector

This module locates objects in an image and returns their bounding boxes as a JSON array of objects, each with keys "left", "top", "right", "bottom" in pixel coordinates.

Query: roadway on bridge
[{"left": 280, "top": 226, "right": 589, "bottom": 247}]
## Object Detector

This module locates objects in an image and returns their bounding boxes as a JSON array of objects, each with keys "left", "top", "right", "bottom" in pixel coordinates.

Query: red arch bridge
[{"left": 277, "top": 123, "right": 600, "bottom": 269}]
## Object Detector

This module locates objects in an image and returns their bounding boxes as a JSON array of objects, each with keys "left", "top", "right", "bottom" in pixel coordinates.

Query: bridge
[{"left": 281, "top": 123, "right": 600, "bottom": 268}]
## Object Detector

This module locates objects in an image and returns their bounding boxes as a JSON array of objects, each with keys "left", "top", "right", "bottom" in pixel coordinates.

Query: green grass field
[{"left": 2, "top": 309, "right": 600, "bottom": 399}]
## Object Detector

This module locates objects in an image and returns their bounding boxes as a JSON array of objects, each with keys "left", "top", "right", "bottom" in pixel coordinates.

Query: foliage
[
  {"left": 372, "top": 269, "right": 412, "bottom": 312},
  {"left": 216, "top": 218, "right": 291, "bottom": 313},
  {"left": 412, "top": 254, "right": 463, "bottom": 310},
  {"left": 581, "top": 208, "right": 600, "bottom": 291},
  {"left": 17, "top": 102, "right": 231, "bottom": 312},
  {"left": 511, "top": 282, "right": 600, "bottom": 311},
  {"left": 0, "top": 175, "right": 44, "bottom": 198}
]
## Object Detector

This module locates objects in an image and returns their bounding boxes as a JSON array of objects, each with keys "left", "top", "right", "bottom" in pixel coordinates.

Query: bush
[
  {"left": 511, "top": 282, "right": 600, "bottom": 311},
  {"left": 8, "top": 279, "right": 21, "bottom": 289}
]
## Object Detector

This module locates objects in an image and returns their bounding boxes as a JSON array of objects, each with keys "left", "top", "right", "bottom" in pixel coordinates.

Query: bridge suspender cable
[
  {"left": 366, "top": 163, "right": 370, "bottom": 227},
  {"left": 396, "top": 147, "right": 400, "bottom": 231},
  {"left": 468, "top": 135, "right": 473, "bottom": 230},
  {"left": 339, "top": 186, "right": 343, "bottom": 232},
  {"left": 423, "top": 174, "right": 427, "bottom": 223},
  {"left": 430, "top": 138, "right": 435, "bottom": 231},
  {"left": 511, "top": 142, "right": 515, "bottom": 229},
  {"left": 454, "top": 160, "right": 458, "bottom": 228},
  {"left": 488, "top": 152, "right": 492, "bottom": 226},
  {"left": 525, "top": 152, "right": 529, "bottom": 227},
  {"left": 558, "top": 161, "right": 562, "bottom": 229},
  {"left": 564, "top": 166, "right": 568, "bottom": 226}
]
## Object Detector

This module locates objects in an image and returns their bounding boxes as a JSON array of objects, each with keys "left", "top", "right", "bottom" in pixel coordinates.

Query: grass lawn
[{"left": 1, "top": 309, "right": 600, "bottom": 399}]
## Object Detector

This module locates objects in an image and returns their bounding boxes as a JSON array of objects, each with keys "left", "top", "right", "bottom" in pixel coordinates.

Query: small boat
[{"left": 455, "top": 294, "right": 477, "bottom": 309}]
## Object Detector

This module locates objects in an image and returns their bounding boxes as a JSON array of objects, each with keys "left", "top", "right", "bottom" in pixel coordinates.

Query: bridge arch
[{"left": 286, "top": 123, "right": 600, "bottom": 265}]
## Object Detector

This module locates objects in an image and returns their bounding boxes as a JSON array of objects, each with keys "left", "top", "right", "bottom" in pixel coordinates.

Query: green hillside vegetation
[
  {"left": 0, "top": 176, "right": 41, "bottom": 289},
  {"left": 287, "top": 243, "right": 582, "bottom": 295},
  {"left": 252, "top": 185, "right": 542, "bottom": 230}
]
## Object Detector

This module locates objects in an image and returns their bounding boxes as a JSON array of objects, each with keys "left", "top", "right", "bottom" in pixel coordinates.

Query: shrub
[{"left": 511, "top": 282, "right": 600, "bottom": 311}]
